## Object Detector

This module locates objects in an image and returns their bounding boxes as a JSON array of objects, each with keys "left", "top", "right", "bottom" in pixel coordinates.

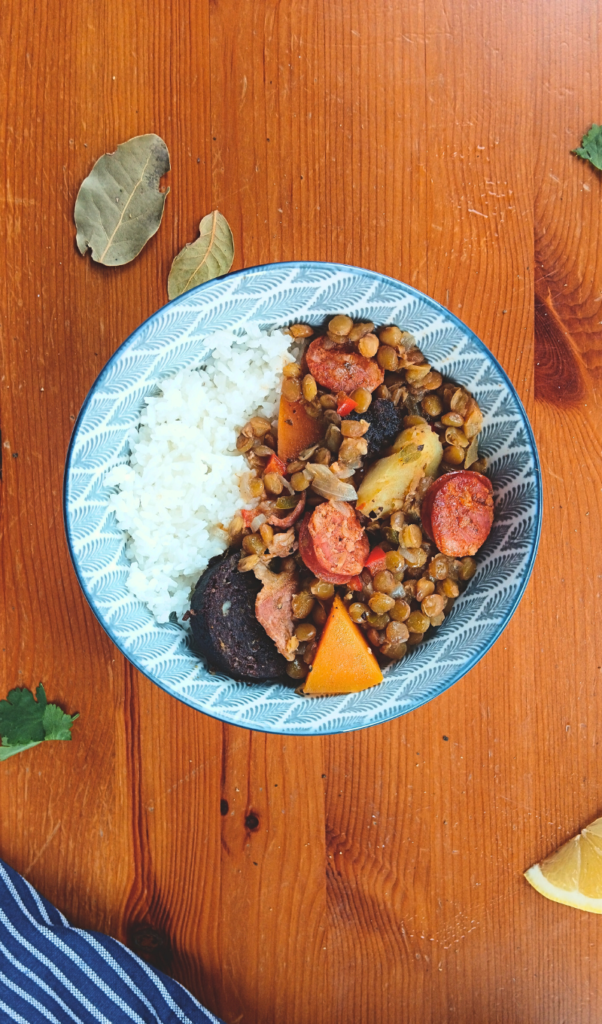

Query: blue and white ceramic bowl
[{"left": 64, "top": 262, "right": 541, "bottom": 735}]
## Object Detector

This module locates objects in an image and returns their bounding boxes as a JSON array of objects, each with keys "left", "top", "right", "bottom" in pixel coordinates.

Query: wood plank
[{"left": 2, "top": 0, "right": 602, "bottom": 1021}]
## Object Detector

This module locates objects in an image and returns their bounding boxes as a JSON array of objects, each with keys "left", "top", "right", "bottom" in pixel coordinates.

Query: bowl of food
[{"left": 64, "top": 261, "right": 541, "bottom": 734}]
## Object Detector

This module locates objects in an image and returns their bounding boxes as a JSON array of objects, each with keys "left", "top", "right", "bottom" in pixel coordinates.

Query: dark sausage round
[
  {"left": 421, "top": 471, "right": 493, "bottom": 557},
  {"left": 308, "top": 500, "right": 369, "bottom": 577},
  {"left": 298, "top": 516, "right": 355, "bottom": 584},
  {"left": 306, "top": 336, "right": 384, "bottom": 394}
]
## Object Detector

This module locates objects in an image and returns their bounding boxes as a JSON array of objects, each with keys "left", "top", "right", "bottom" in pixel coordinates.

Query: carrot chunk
[
  {"left": 301, "top": 595, "right": 383, "bottom": 694},
  {"left": 277, "top": 395, "right": 324, "bottom": 462}
]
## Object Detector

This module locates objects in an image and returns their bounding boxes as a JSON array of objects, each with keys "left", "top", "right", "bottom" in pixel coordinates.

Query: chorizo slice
[
  {"left": 298, "top": 516, "right": 356, "bottom": 584},
  {"left": 253, "top": 562, "right": 299, "bottom": 661},
  {"left": 307, "top": 500, "right": 369, "bottom": 578},
  {"left": 306, "top": 336, "right": 384, "bottom": 394},
  {"left": 421, "top": 471, "right": 493, "bottom": 557}
]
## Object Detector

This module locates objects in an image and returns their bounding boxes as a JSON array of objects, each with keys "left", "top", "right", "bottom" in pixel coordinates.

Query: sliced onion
[
  {"left": 251, "top": 513, "right": 267, "bottom": 532},
  {"left": 305, "top": 463, "right": 357, "bottom": 501}
]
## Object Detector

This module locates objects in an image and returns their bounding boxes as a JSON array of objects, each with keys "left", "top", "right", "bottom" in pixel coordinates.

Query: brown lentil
[
  {"left": 282, "top": 378, "right": 302, "bottom": 402},
  {"left": 283, "top": 362, "right": 302, "bottom": 378},
  {"left": 440, "top": 578, "right": 460, "bottom": 599},
  {"left": 286, "top": 657, "right": 309, "bottom": 679},
  {"left": 324, "top": 409, "right": 342, "bottom": 426},
  {"left": 329, "top": 314, "right": 353, "bottom": 336},
  {"left": 367, "top": 628, "right": 386, "bottom": 648},
  {"left": 369, "top": 593, "right": 395, "bottom": 615},
  {"left": 386, "top": 621, "right": 409, "bottom": 643},
  {"left": 236, "top": 433, "right": 254, "bottom": 453},
  {"left": 385, "top": 550, "right": 404, "bottom": 572},
  {"left": 302, "top": 374, "right": 318, "bottom": 402},
  {"left": 310, "top": 580, "right": 335, "bottom": 600},
  {"left": 390, "top": 511, "right": 406, "bottom": 531},
  {"left": 405, "top": 544, "right": 427, "bottom": 569},
  {"left": 289, "top": 323, "right": 314, "bottom": 338},
  {"left": 351, "top": 387, "right": 372, "bottom": 413},
  {"left": 312, "top": 603, "right": 328, "bottom": 627},
  {"left": 292, "top": 591, "right": 315, "bottom": 620},
  {"left": 401, "top": 524, "right": 422, "bottom": 548},
  {"left": 313, "top": 447, "right": 331, "bottom": 466},
  {"left": 302, "top": 640, "right": 319, "bottom": 665},
  {"left": 248, "top": 477, "right": 265, "bottom": 498},
  {"left": 441, "top": 411, "right": 464, "bottom": 427},
  {"left": 406, "top": 364, "right": 431, "bottom": 384},
  {"left": 459, "top": 557, "right": 477, "bottom": 581},
  {"left": 428, "top": 554, "right": 448, "bottom": 580},
  {"left": 403, "top": 414, "right": 428, "bottom": 427},
  {"left": 443, "top": 445, "right": 465, "bottom": 465},
  {"left": 325, "top": 424, "right": 342, "bottom": 453},
  {"left": 377, "top": 346, "right": 399, "bottom": 372},
  {"left": 372, "top": 569, "right": 396, "bottom": 594},
  {"left": 422, "top": 395, "right": 443, "bottom": 417},
  {"left": 264, "top": 472, "right": 284, "bottom": 495},
  {"left": 450, "top": 388, "right": 470, "bottom": 415},
  {"left": 422, "top": 593, "right": 445, "bottom": 617},
  {"left": 358, "top": 333, "right": 380, "bottom": 358},
  {"left": 421, "top": 371, "right": 443, "bottom": 390},
  {"left": 407, "top": 632, "right": 424, "bottom": 646},
  {"left": 249, "top": 416, "right": 272, "bottom": 436},
  {"left": 348, "top": 321, "right": 375, "bottom": 342},
  {"left": 379, "top": 325, "right": 403, "bottom": 347},
  {"left": 259, "top": 523, "right": 274, "bottom": 547},
  {"left": 366, "top": 611, "right": 390, "bottom": 629},
  {"left": 286, "top": 460, "right": 306, "bottom": 474},
  {"left": 415, "top": 578, "right": 435, "bottom": 602},
  {"left": 295, "top": 622, "right": 317, "bottom": 642},
  {"left": 291, "top": 471, "right": 311, "bottom": 491},
  {"left": 445, "top": 427, "right": 469, "bottom": 448},
  {"left": 341, "top": 419, "right": 369, "bottom": 438},
  {"left": 349, "top": 602, "right": 369, "bottom": 623},
  {"left": 381, "top": 640, "right": 408, "bottom": 660},
  {"left": 389, "top": 599, "right": 411, "bottom": 622},
  {"left": 320, "top": 393, "right": 338, "bottom": 409},
  {"left": 374, "top": 384, "right": 390, "bottom": 400},
  {"left": 429, "top": 612, "right": 446, "bottom": 627},
  {"left": 407, "top": 610, "right": 430, "bottom": 633},
  {"left": 242, "top": 534, "right": 265, "bottom": 556},
  {"left": 403, "top": 580, "right": 418, "bottom": 599}
]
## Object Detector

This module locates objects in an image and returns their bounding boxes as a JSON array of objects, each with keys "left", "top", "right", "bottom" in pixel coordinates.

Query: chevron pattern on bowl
[{"left": 64, "top": 262, "right": 541, "bottom": 735}]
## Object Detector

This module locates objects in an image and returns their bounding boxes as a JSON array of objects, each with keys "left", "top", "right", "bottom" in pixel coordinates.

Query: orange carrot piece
[
  {"left": 277, "top": 396, "right": 324, "bottom": 462},
  {"left": 301, "top": 595, "right": 383, "bottom": 694}
]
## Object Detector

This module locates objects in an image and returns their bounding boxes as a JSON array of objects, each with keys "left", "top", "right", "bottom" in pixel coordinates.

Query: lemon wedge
[{"left": 525, "top": 815, "right": 602, "bottom": 912}]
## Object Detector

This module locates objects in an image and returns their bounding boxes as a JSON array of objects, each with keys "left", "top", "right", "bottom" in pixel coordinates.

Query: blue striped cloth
[{"left": 0, "top": 859, "right": 224, "bottom": 1023}]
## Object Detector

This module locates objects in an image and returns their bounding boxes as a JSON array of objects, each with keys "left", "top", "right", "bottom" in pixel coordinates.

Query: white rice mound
[{"left": 106, "top": 325, "right": 295, "bottom": 623}]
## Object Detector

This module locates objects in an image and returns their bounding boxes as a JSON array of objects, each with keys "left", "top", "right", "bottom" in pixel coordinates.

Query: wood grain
[{"left": 1, "top": 0, "right": 602, "bottom": 1021}]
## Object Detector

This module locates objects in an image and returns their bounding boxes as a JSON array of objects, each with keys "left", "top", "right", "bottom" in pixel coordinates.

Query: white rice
[{"left": 106, "top": 325, "right": 295, "bottom": 623}]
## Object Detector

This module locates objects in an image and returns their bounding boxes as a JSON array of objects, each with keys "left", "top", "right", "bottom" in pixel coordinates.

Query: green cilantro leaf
[
  {"left": 0, "top": 684, "right": 79, "bottom": 759},
  {"left": 42, "top": 704, "right": 79, "bottom": 741},
  {"left": 0, "top": 741, "right": 43, "bottom": 762},
  {"left": 0, "top": 684, "right": 47, "bottom": 745},
  {"left": 573, "top": 124, "right": 602, "bottom": 170}
]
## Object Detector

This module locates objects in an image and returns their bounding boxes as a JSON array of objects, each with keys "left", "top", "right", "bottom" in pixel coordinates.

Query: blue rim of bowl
[{"left": 63, "top": 261, "right": 542, "bottom": 734}]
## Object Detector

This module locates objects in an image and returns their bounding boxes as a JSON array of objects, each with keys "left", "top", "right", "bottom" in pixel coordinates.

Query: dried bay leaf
[
  {"left": 75, "top": 134, "right": 170, "bottom": 266},
  {"left": 168, "top": 210, "right": 234, "bottom": 299}
]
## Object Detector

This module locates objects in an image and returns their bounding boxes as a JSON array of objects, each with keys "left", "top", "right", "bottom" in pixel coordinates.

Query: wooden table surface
[{"left": 1, "top": 0, "right": 601, "bottom": 1020}]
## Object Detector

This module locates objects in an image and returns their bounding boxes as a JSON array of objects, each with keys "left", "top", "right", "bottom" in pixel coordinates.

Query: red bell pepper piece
[
  {"left": 347, "top": 575, "right": 363, "bottom": 592},
  {"left": 265, "top": 452, "right": 287, "bottom": 477},
  {"left": 336, "top": 394, "right": 358, "bottom": 417},
  {"left": 364, "top": 546, "right": 387, "bottom": 574},
  {"left": 241, "top": 509, "right": 256, "bottom": 527}
]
